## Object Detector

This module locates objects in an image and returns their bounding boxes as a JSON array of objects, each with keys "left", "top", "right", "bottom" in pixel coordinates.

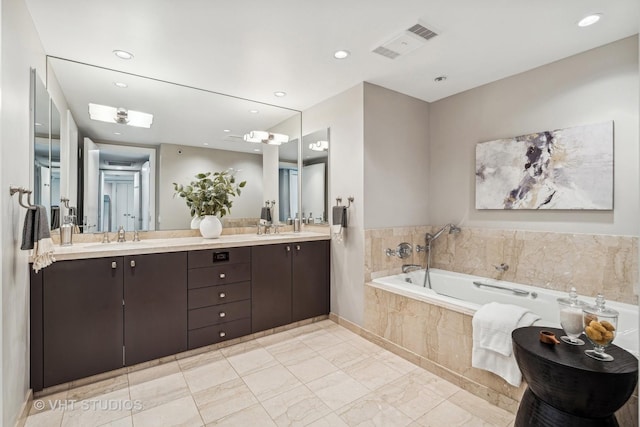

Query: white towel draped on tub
[{"left": 472, "top": 302, "right": 540, "bottom": 387}]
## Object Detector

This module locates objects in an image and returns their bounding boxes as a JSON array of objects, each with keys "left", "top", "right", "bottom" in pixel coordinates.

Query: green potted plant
[{"left": 173, "top": 170, "right": 246, "bottom": 238}]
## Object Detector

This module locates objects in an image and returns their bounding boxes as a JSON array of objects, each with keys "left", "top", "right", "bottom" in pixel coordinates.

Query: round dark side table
[{"left": 512, "top": 326, "right": 638, "bottom": 427}]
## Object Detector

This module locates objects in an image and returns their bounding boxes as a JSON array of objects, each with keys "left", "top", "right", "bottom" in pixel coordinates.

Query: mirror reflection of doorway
[{"left": 83, "top": 138, "right": 155, "bottom": 232}]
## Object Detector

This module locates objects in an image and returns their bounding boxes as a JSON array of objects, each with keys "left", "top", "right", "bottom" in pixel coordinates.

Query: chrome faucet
[
  {"left": 117, "top": 225, "right": 126, "bottom": 242},
  {"left": 402, "top": 264, "right": 423, "bottom": 273}
]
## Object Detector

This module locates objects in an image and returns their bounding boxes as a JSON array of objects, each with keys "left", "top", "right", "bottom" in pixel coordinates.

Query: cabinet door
[
  {"left": 292, "top": 240, "right": 330, "bottom": 322},
  {"left": 43, "top": 258, "right": 124, "bottom": 387},
  {"left": 124, "top": 252, "right": 187, "bottom": 366},
  {"left": 251, "top": 243, "right": 292, "bottom": 332}
]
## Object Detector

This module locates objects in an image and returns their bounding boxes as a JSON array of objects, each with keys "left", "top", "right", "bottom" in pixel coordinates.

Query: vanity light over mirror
[{"left": 44, "top": 56, "right": 305, "bottom": 232}]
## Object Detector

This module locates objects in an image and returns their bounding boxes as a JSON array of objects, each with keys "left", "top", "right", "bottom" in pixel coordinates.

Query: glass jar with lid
[
  {"left": 557, "top": 287, "right": 587, "bottom": 345},
  {"left": 583, "top": 294, "right": 618, "bottom": 361}
]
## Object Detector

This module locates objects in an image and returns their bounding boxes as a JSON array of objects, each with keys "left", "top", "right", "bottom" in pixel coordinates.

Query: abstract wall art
[{"left": 475, "top": 121, "right": 613, "bottom": 210}]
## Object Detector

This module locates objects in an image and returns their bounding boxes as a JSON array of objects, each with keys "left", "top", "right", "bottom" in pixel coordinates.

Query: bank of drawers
[{"left": 187, "top": 247, "right": 251, "bottom": 349}]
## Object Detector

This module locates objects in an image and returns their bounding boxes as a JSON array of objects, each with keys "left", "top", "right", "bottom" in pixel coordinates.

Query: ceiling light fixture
[
  {"left": 249, "top": 109, "right": 259, "bottom": 114},
  {"left": 113, "top": 132, "right": 122, "bottom": 135},
  {"left": 578, "top": 14, "right": 602, "bottom": 27},
  {"left": 113, "top": 50, "right": 134, "bottom": 60},
  {"left": 274, "top": 91, "right": 287, "bottom": 97},
  {"left": 243, "top": 131, "right": 290, "bottom": 145},
  {"left": 113, "top": 82, "right": 128, "bottom": 88},
  {"left": 334, "top": 50, "right": 350, "bottom": 59},
  {"left": 223, "top": 129, "right": 231, "bottom": 133},
  {"left": 203, "top": 143, "right": 209, "bottom": 146},
  {"left": 309, "top": 140, "right": 329, "bottom": 151},
  {"left": 89, "top": 103, "right": 153, "bottom": 128},
  {"left": 253, "top": 149, "right": 261, "bottom": 152}
]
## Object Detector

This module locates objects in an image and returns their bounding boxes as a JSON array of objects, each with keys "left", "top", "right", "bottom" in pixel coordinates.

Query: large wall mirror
[
  {"left": 32, "top": 68, "right": 62, "bottom": 229},
  {"left": 45, "top": 56, "right": 303, "bottom": 232}
]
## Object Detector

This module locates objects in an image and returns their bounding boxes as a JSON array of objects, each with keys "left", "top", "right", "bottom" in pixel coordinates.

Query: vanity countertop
[{"left": 43, "top": 232, "right": 331, "bottom": 261}]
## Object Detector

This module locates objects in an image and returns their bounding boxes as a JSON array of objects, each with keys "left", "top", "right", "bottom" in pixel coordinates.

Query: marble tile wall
[
  {"left": 365, "top": 225, "right": 639, "bottom": 305},
  {"left": 362, "top": 285, "right": 638, "bottom": 422}
]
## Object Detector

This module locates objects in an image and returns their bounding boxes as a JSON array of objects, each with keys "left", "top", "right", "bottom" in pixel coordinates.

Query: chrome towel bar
[{"left": 473, "top": 281, "right": 530, "bottom": 297}]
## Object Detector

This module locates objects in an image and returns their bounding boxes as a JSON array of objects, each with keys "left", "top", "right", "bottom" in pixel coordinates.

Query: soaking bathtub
[{"left": 370, "top": 268, "right": 639, "bottom": 356}]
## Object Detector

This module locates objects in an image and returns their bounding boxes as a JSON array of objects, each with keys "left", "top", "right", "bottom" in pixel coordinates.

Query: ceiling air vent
[
  {"left": 107, "top": 160, "right": 133, "bottom": 167},
  {"left": 407, "top": 23, "right": 438, "bottom": 41},
  {"left": 372, "top": 22, "right": 438, "bottom": 59},
  {"left": 372, "top": 46, "right": 400, "bottom": 60}
]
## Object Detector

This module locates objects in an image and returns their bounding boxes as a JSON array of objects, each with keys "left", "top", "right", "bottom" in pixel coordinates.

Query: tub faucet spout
[{"left": 402, "top": 264, "right": 423, "bottom": 273}]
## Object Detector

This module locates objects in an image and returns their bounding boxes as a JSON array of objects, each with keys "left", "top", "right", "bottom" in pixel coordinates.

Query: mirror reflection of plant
[{"left": 173, "top": 170, "right": 247, "bottom": 218}]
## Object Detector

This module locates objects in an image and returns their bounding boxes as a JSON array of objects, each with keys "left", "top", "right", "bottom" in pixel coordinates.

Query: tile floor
[{"left": 24, "top": 320, "right": 515, "bottom": 427}]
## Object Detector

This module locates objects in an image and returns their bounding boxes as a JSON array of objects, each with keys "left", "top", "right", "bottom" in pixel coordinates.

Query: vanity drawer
[
  {"left": 189, "top": 299, "right": 251, "bottom": 330},
  {"left": 188, "top": 282, "right": 251, "bottom": 309},
  {"left": 188, "top": 318, "right": 251, "bottom": 349},
  {"left": 188, "top": 247, "right": 251, "bottom": 269},
  {"left": 188, "top": 263, "right": 251, "bottom": 289}
]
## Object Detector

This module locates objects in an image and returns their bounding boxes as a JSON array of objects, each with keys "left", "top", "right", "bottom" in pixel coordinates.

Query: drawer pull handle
[
  {"left": 219, "top": 292, "right": 226, "bottom": 298},
  {"left": 130, "top": 260, "right": 136, "bottom": 268},
  {"left": 219, "top": 331, "right": 226, "bottom": 338},
  {"left": 219, "top": 273, "right": 226, "bottom": 279},
  {"left": 111, "top": 261, "right": 117, "bottom": 269},
  {"left": 296, "top": 245, "right": 301, "bottom": 251},
  {"left": 219, "top": 312, "right": 226, "bottom": 318},
  {"left": 286, "top": 246, "right": 291, "bottom": 252}
]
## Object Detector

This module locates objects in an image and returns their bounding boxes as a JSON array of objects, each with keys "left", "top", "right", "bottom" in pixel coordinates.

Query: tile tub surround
[
  {"left": 365, "top": 226, "right": 639, "bottom": 305},
  {"left": 362, "top": 285, "right": 639, "bottom": 424},
  {"left": 22, "top": 319, "right": 516, "bottom": 427}
]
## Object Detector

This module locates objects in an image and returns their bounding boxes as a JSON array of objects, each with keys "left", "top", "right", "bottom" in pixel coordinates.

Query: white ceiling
[{"left": 25, "top": 0, "right": 639, "bottom": 111}]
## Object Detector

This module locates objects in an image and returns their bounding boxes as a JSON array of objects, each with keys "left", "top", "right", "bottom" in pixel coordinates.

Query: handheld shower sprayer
[
  {"left": 424, "top": 223, "right": 461, "bottom": 289},
  {"left": 426, "top": 223, "right": 461, "bottom": 244}
]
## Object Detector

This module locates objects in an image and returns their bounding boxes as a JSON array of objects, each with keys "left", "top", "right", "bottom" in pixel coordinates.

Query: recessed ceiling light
[
  {"left": 113, "top": 132, "right": 121, "bottom": 135},
  {"left": 249, "top": 109, "right": 259, "bottom": 114},
  {"left": 113, "top": 82, "right": 128, "bottom": 88},
  {"left": 113, "top": 50, "right": 134, "bottom": 60},
  {"left": 223, "top": 129, "right": 231, "bottom": 133},
  {"left": 578, "top": 14, "right": 602, "bottom": 27},
  {"left": 334, "top": 50, "right": 350, "bottom": 59},
  {"left": 203, "top": 142, "right": 209, "bottom": 146},
  {"left": 434, "top": 76, "right": 447, "bottom": 82},
  {"left": 253, "top": 148, "right": 261, "bottom": 152},
  {"left": 274, "top": 91, "right": 287, "bottom": 97}
]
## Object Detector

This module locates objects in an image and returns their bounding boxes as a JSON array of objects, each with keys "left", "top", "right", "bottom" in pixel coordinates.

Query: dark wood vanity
[{"left": 29, "top": 236, "right": 330, "bottom": 392}]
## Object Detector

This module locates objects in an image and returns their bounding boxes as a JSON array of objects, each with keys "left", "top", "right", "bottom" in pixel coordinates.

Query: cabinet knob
[
  {"left": 219, "top": 273, "right": 226, "bottom": 279},
  {"left": 219, "top": 312, "right": 226, "bottom": 318},
  {"left": 111, "top": 261, "right": 117, "bottom": 269},
  {"left": 219, "top": 331, "right": 226, "bottom": 338},
  {"left": 286, "top": 246, "right": 291, "bottom": 252},
  {"left": 130, "top": 260, "right": 136, "bottom": 268},
  {"left": 219, "top": 292, "right": 226, "bottom": 298},
  {"left": 296, "top": 245, "right": 301, "bottom": 251}
]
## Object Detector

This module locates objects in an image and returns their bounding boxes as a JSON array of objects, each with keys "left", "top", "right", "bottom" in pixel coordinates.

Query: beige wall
[
  {"left": 429, "top": 36, "right": 639, "bottom": 236},
  {"left": 303, "top": 83, "right": 365, "bottom": 325},
  {"left": 158, "top": 143, "right": 264, "bottom": 230},
  {"left": 363, "top": 83, "right": 430, "bottom": 228},
  {"left": 1, "top": 0, "right": 48, "bottom": 424}
]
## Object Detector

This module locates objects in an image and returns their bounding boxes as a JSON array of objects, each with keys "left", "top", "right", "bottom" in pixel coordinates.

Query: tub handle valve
[
  {"left": 385, "top": 242, "right": 412, "bottom": 259},
  {"left": 494, "top": 263, "right": 509, "bottom": 272}
]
